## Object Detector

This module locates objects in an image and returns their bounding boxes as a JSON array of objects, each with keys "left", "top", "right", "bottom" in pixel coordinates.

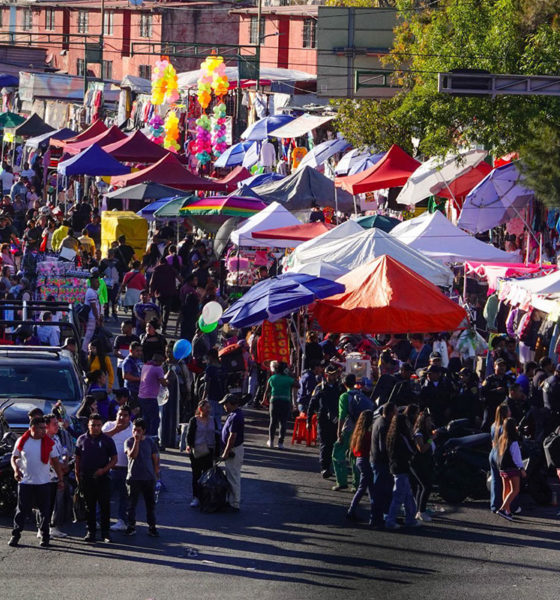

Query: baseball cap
[{"left": 429, "top": 351, "right": 442, "bottom": 359}]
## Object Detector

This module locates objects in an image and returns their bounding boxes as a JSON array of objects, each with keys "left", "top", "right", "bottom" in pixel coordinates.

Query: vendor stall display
[
  {"left": 36, "top": 260, "right": 90, "bottom": 303},
  {"left": 101, "top": 211, "right": 148, "bottom": 260}
]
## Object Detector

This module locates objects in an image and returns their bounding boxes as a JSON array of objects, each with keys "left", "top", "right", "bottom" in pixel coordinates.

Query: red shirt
[{"left": 353, "top": 430, "right": 372, "bottom": 458}]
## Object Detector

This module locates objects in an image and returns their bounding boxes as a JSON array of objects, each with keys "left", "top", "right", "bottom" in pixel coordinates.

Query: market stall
[{"left": 101, "top": 211, "right": 148, "bottom": 260}]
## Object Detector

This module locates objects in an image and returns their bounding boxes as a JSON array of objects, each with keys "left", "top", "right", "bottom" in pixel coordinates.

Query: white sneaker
[
  {"left": 416, "top": 511, "right": 432, "bottom": 522},
  {"left": 266, "top": 440, "right": 272, "bottom": 448},
  {"left": 50, "top": 527, "right": 68, "bottom": 538},
  {"left": 190, "top": 498, "right": 200, "bottom": 508},
  {"left": 109, "top": 519, "right": 127, "bottom": 532}
]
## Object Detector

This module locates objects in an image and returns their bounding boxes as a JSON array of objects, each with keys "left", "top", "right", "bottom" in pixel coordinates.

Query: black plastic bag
[
  {"left": 198, "top": 465, "right": 230, "bottom": 513},
  {"left": 73, "top": 487, "right": 87, "bottom": 522}
]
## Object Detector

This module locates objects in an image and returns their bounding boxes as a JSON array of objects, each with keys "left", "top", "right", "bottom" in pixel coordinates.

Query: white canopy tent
[
  {"left": 286, "top": 225, "right": 454, "bottom": 287},
  {"left": 230, "top": 201, "right": 301, "bottom": 248},
  {"left": 390, "top": 210, "right": 520, "bottom": 264},
  {"left": 270, "top": 115, "right": 334, "bottom": 139}
]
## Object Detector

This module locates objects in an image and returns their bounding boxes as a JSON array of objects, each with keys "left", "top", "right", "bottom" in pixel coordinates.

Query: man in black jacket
[
  {"left": 307, "top": 365, "right": 342, "bottom": 479},
  {"left": 369, "top": 402, "right": 396, "bottom": 528}
]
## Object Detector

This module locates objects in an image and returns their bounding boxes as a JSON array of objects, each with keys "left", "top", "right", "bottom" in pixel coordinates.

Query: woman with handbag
[{"left": 185, "top": 400, "right": 221, "bottom": 508}]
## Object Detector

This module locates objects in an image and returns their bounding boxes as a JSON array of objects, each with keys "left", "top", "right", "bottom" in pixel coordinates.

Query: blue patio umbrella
[
  {"left": 241, "top": 115, "right": 295, "bottom": 142},
  {"left": 137, "top": 195, "right": 180, "bottom": 221},
  {"left": 458, "top": 162, "right": 534, "bottom": 234},
  {"left": 335, "top": 149, "right": 370, "bottom": 175},
  {"left": 214, "top": 141, "right": 254, "bottom": 168},
  {"left": 298, "top": 137, "right": 351, "bottom": 170},
  {"left": 348, "top": 152, "right": 385, "bottom": 175},
  {"left": 241, "top": 172, "right": 285, "bottom": 188},
  {"left": 221, "top": 273, "right": 345, "bottom": 328}
]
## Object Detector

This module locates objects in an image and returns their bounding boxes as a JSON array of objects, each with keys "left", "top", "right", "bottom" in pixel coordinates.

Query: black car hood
[{"left": 3, "top": 398, "right": 80, "bottom": 430}]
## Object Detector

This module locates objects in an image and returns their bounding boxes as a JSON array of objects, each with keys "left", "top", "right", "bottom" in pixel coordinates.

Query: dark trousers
[
  {"left": 82, "top": 474, "right": 111, "bottom": 535},
  {"left": 269, "top": 401, "right": 291, "bottom": 444},
  {"left": 190, "top": 453, "right": 214, "bottom": 499},
  {"left": 127, "top": 479, "right": 156, "bottom": 528},
  {"left": 410, "top": 457, "right": 434, "bottom": 513},
  {"left": 371, "top": 462, "right": 393, "bottom": 527},
  {"left": 104, "top": 285, "right": 119, "bottom": 317},
  {"left": 139, "top": 397, "right": 160, "bottom": 437},
  {"left": 349, "top": 457, "right": 375, "bottom": 516},
  {"left": 158, "top": 297, "right": 173, "bottom": 331},
  {"left": 12, "top": 483, "right": 52, "bottom": 540},
  {"left": 317, "top": 419, "right": 337, "bottom": 473},
  {"left": 110, "top": 468, "right": 129, "bottom": 522}
]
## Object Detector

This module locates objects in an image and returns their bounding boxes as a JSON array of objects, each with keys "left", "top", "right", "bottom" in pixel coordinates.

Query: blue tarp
[
  {"left": 57, "top": 143, "right": 130, "bottom": 176},
  {"left": 0, "top": 74, "right": 18, "bottom": 88}
]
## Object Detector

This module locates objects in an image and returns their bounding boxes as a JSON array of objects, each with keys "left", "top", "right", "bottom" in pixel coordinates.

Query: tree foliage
[{"left": 333, "top": 0, "right": 560, "bottom": 159}]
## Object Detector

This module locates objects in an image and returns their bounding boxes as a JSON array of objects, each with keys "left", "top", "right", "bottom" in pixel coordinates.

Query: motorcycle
[
  {"left": 433, "top": 419, "right": 492, "bottom": 505},
  {"left": 0, "top": 400, "right": 17, "bottom": 516}
]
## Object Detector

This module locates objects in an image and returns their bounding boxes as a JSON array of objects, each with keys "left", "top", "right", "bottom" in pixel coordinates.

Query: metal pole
[
  {"left": 256, "top": 0, "right": 262, "bottom": 93},
  {"left": 100, "top": 0, "right": 105, "bottom": 78}
]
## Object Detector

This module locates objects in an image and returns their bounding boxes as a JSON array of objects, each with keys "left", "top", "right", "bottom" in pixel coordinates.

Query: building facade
[{"left": 0, "top": 0, "right": 241, "bottom": 82}]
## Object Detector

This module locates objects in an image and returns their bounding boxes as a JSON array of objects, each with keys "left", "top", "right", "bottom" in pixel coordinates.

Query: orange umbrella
[{"left": 314, "top": 255, "right": 467, "bottom": 334}]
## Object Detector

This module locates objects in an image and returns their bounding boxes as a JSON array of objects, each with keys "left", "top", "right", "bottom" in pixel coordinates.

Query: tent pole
[
  {"left": 353, "top": 194, "right": 357, "bottom": 216},
  {"left": 334, "top": 184, "right": 339, "bottom": 224}
]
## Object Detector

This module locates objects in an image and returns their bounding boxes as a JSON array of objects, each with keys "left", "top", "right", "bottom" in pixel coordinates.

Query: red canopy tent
[
  {"left": 110, "top": 152, "right": 228, "bottom": 192},
  {"left": 50, "top": 120, "right": 107, "bottom": 148},
  {"left": 103, "top": 130, "right": 169, "bottom": 164},
  {"left": 219, "top": 166, "right": 252, "bottom": 192},
  {"left": 252, "top": 221, "right": 334, "bottom": 242},
  {"left": 335, "top": 145, "right": 421, "bottom": 195},
  {"left": 313, "top": 254, "right": 467, "bottom": 334},
  {"left": 64, "top": 125, "right": 127, "bottom": 155},
  {"left": 437, "top": 162, "right": 492, "bottom": 199}
]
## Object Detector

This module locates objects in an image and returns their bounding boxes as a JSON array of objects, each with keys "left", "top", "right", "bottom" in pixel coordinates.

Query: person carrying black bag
[{"left": 185, "top": 400, "right": 221, "bottom": 508}]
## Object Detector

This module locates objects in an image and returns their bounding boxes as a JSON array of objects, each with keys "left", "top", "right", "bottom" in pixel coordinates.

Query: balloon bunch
[
  {"left": 164, "top": 110, "right": 180, "bottom": 153},
  {"left": 195, "top": 113, "right": 212, "bottom": 165},
  {"left": 149, "top": 114, "right": 165, "bottom": 145},
  {"left": 151, "top": 58, "right": 180, "bottom": 105},
  {"left": 209, "top": 55, "right": 229, "bottom": 96},
  {"left": 212, "top": 102, "right": 228, "bottom": 158},
  {"left": 197, "top": 58, "right": 214, "bottom": 110},
  {"left": 198, "top": 301, "right": 223, "bottom": 333}
]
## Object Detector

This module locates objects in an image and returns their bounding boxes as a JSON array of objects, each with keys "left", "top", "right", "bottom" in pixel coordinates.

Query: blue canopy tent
[
  {"left": 0, "top": 74, "right": 18, "bottom": 87},
  {"left": 57, "top": 143, "right": 130, "bottom": 176},
  {"left": 25, "top": 127, "right": 77, "bottom": 150}
]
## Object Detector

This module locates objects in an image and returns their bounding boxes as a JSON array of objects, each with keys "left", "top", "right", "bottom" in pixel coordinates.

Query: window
[
  {"left": 102, "top": 60, "right": 112, "bottom": 80},
  {"left": 45, "top": 8, "right": 55, "bottom": 31},
  {"left": 103, "top": 11, "right": 113, "bottom": 36},
  {"left": 22, "top": 8, "right": 32, "bottom": 31},
  {"left": 303, "top": 19, "right": 316, "bottom": 49},
  {"left": 249, "top": 16, "right": 265, "bottom": 44},
  {"left": 139, "top": 13, "right": 152, "bottom": 38},
  {"left": 77, "top": 10, "right": 88, "bottom": 34},
  {"left": 138, "top": 64, "right": 152, "bottom": 80},
  {"left": 76, "top": 58, "right": 86, "bottom": 77}
]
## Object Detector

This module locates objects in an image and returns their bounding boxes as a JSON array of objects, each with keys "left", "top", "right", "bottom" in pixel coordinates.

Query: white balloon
[{"left": 202, "top": 301, "right": 223, "bottom": 324}]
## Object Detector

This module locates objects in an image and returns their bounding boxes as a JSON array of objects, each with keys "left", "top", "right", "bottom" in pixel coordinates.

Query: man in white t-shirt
[
  {"left": 102, "top": 405, "right": 134, "bottom": 532},
  {"left": 9, "top": 416, "right": 64, "bottom": 548},
  {"left": 82, "top": 272, "right": 102, "bottom": 352}
]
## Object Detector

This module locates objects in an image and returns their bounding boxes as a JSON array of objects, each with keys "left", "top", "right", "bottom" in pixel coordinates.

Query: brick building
[
  {"left": 232, "top": 4, "right": 318, "bottom": 76},
  {"left": 0, "top": 0, "right": 242, "bottom": 82}
]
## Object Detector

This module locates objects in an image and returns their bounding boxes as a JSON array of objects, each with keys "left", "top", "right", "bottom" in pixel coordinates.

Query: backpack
[
  {"left": 75, "top": 303, "right": 90, "bottom": 323},
  {"left": 543, "top": 430, "right": 560, "bottom": 468},
  {"left": 347, "top": 389, "right": 373, "bottom": 423}
]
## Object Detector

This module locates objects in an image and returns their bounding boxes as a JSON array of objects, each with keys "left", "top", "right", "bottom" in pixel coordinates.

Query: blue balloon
[{"left": 173, "top": 339, "right": 192, "bottom": 360}]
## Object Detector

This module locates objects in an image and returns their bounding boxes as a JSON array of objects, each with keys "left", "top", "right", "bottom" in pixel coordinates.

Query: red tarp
[
  {"left": 219, "top": 166, "right": 252, "bottom": 192},
  {"left": 314, "top": 254, "right": 467, "bottom": 334},
  {"left": 437, "top": 162, "right": 493, "bottom": 199},
  {"left": 103, "top": 130, "right": 169, "bottom": 164},
  {"left": 50, "top": 120, "right": 107, "bottom": 148},
  {"left": 252, "top": 221, "right": 334, "bottom": 242},
  {"left": 335, "top": 145, "right": 421, "bottom": 195},
  {"left": 64, "top": 125, "right": 127, "bottom": 155},
  {"left": 111, "top": 152, "right": 228, "bottom": 192}
]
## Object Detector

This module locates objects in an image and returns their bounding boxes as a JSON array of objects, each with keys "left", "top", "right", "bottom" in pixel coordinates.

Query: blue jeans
[
  {"left": 386, "top": 473, "right": 417, "bottom": 527},
  {"left": 138, "top": 397, "right": 160, "bottom": 438},
  {"left": 489, "top": 447, "right": 501, "bottom": 512},
  {"left": 349, "top": 457, "right": 375, "bottom": 516},
  {"left": 110, "top": 468, "right": 128, "bottom": 522},
  {"left": 371, "top": 462, "right": 393, "bottom": 527}
]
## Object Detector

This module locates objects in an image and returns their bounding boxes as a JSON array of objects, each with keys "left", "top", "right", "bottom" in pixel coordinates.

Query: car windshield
[{"left": 0, "top": 365, "right": 79, "bottom": 402}]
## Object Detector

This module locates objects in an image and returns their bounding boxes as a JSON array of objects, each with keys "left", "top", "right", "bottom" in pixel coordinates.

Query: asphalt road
[{"left": 2, "top": 404, "right": 560, "bottom": 600}]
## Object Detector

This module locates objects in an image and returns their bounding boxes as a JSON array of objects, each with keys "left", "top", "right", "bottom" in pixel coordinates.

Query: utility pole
[
  {"left": 256, "top": 0, "right": 262, "bottom": 93},
  {"left": 100, "top": 0, "right": 105, "bottom": 79}
]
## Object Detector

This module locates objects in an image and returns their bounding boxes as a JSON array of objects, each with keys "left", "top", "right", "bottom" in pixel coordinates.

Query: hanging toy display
[
  {"left": 210, "top": 56, "right": 229, "bottom": 158},
  {"left": 164, "top": 110, "right": 180, "bottom": 153},
  {"left": 195, "top": 54, "right": 229, "bottom": 165},
  {"left": 151, "top": 58, "right": 180, "bottom": 106},
  {"left": 149, "top": 114, "right": 165, "bottom": 145}
]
